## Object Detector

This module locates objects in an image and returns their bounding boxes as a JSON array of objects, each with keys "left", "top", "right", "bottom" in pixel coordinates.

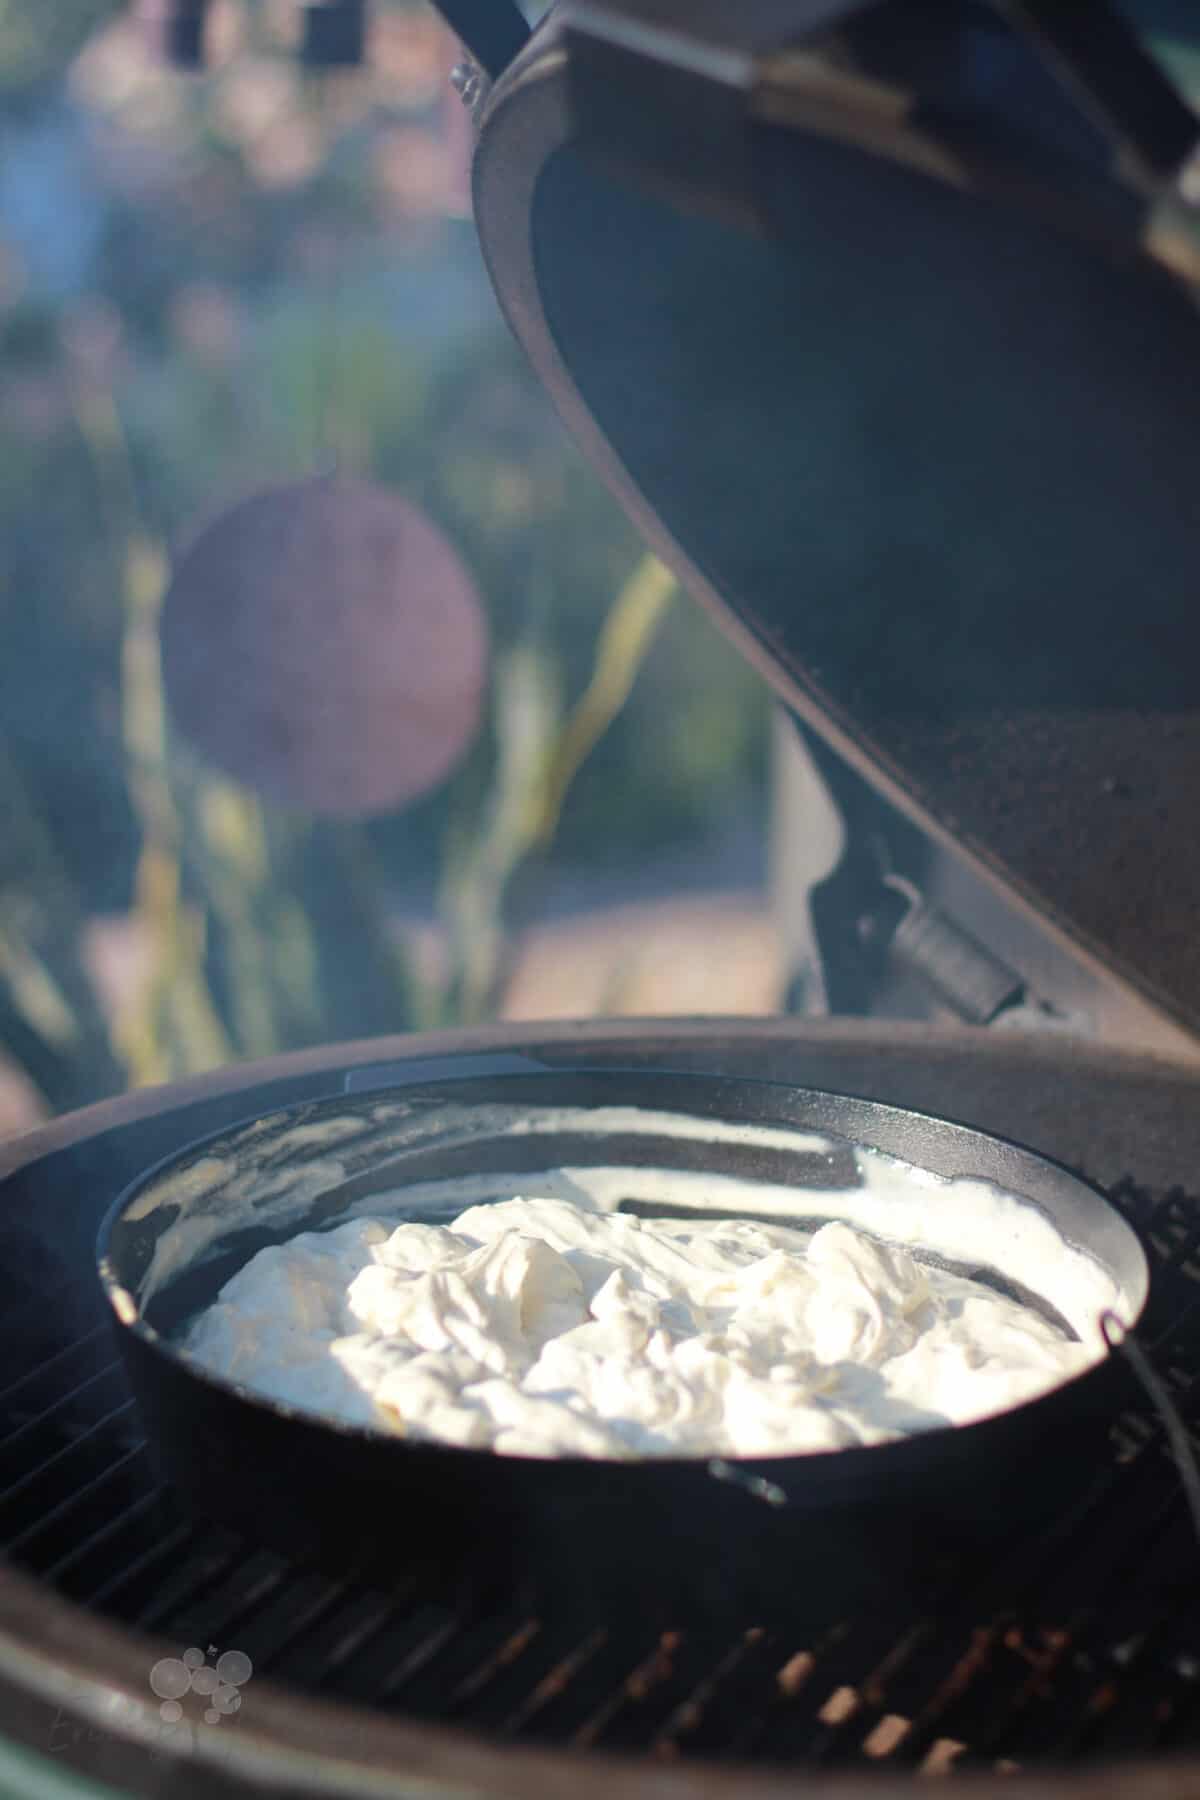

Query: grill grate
[{"left": 4, "top": 1177, "right": 1200, "bottom": 1778}]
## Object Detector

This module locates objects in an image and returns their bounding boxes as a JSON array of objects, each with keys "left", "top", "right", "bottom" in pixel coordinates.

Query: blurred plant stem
[
  {"left": 0, "top": 11, "right": 766, "bottom": 1117},
  {"left": 117, "top": 530, "right": 235, "bottom": 1083},
  {"left": 536, "top": 554, "right": 676, "bottom": 849},
  {"left": 437, "top": 642, "right": 561, "bottom": 1024},
  {"left": 75, "top": 376, "right": 312, "bottom": 1081},
  {"left": 0, "top": 301, "right": 680, "bottom": 1107},
  {"left": 0, "top": 739, "right": 123, "bottom": 1109},
  {"left": 70, "top": 366, "right": 438, "bottom": 1084},
  {"left": 439, "top": 552, "right": 674, "bottom": 1022}
]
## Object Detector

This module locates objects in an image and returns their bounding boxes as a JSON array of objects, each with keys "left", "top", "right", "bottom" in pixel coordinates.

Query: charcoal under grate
[{"left": 5, "top": 1176, "right": 1200, "bottom": 1779}]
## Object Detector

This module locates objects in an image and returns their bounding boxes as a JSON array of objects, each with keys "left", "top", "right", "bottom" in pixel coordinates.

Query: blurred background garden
[
  {"left": 0, "top": 0, "right": 777, "bottom": 1131},
  {"left": 1, "top": 0, "right": 1195, "bottom": 1133}
]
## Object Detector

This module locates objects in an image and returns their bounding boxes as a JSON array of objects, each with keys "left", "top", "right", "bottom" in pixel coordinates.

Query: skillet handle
[{"left": 1100, "top": 1310, "right": 1200, "bottom": 1556}]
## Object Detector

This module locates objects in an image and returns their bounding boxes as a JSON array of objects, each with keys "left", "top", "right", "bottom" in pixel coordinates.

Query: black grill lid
[{"left": 471, "top": 1, "right": 1200, "bottom": 1044}]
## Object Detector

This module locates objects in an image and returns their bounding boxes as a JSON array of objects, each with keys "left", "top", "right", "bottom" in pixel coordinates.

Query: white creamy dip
[{"left": 180, "top": 1196, "right": 1097, "bottom": 1458}]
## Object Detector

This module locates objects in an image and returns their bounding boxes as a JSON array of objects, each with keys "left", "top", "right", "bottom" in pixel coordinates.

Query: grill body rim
[{"left": 4, "top": 1013, "right": 1200, "bottom": 1798}]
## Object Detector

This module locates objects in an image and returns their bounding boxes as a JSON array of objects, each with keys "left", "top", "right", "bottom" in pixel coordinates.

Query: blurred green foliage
[
  {"left": 0, "top": 0, "right": 118, "bottom": 103},
  {"left": 1, "top": 2, "right": 1196, "bottom": 1117},
  {"left": 0, "top": 0, "right": 767, "bottom": 1116}
]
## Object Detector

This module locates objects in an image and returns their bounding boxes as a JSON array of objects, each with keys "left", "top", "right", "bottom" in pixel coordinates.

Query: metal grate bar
[
  {"left": 44, "top": 1485, "right": 169, "bottom": 1592},
  {"left": 870, "top": 1489, "right": 1184, "bottom": 1773},
  {"left": 1144, "top": 1188, "right": 1200, "bottom": 1246},
  {"left": 1139, "top": 1621, "right": 1200, "bottom": 1754},
  {"left": 743, "top": 1450, "right": 1176, "bottom": 1769},
  {"left": 1037, "top": 1595, "right": 1200, "bottom": 1763},
  {"left": 0, "top": 1283, "right": 103, "bottom": 1373},
  {"left": 88, "top": 1527, "right": 241, "bottom": 1621},
  {"left": 375, "top": 1605, "right": 590, "bottom": 1722},
  {"left": 165, "top": 1549, "right": 292, "bottom": 1649},
  {"left": 803, "top": 1620, "right": 948, "bottom": 1768},
  {"left": 723, "top": 1623, "right": 853, "bottom": 1760},
  {"left": 752, "top": 1613, "right": 943, "bottom": 1766},
  {"left": 0, "top": 1359, "right": 125, "bottom": 1459},
  {"left": 1010, "top": 1477, "right": 1185, "bottom": 1619},
  {"left": 0, "top": 1325, "right": 109, "bottom": 1412},
  {"left": 227, "top": 1569, "right": 352, "bottom": 1675},
  {"left": 499, "top": 1627, "right": 610, "bottom": 1738},
  {"left": 976, "top": 1514, "right": 1200, "bottom": 1765},
  {"left": 448, "top": 1619, "right": 541, "bottom": 1708},
  {"left": 834, "top": 1433, "right": 1168, "bottom": 1759},
  {"left": 650, "top": 1627, "right": 778, "bottom": 1756},
  {"left": 506, "top": 1626, "right": 687, "bottom": 1745},
  {"left": 4, "top": 1442, "right": 150, "bottom": 1563},
  {"left": 372, "top": 1606, "right": 473, "bottom": 1704},
  {"left": 0, "top": 1399, "right": 137, "bottom": 1539},
  {"left": 572, "top": 1631, "right": 741, "bottom": 1751},
  {"left": 1089, "top": 1491, "right": 1200, "bottom": 1652},
  {"left": 434, "top": 1617, "right": 612, "bottom": 1738},
  {"left": 272, "top": 1589, "right": 417, "bottom": 1693}
]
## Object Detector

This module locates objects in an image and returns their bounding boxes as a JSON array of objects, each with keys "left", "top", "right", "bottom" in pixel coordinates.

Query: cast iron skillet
[{"left": 97, "top": 1067, "right": 1148, "bottom": 1626}]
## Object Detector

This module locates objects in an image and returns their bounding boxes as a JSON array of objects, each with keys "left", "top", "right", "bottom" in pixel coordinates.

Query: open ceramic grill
[
  {"left": 6, "top": 1, "right": 1200, "bottom": 1796},
  {"left": 1, "top": 1021, "right": 1200, "bottom": 1800}
]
